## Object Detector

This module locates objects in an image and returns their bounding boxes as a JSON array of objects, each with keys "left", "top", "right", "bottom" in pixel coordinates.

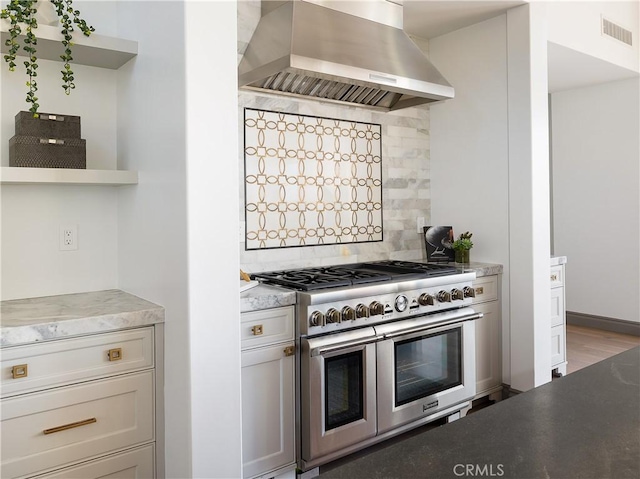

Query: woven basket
[
  {"left": 9, "top": 136, "right": 86, "bottom": 169},
  {"left": 15, "top": 111, "right": 81, "bottom": 139}
]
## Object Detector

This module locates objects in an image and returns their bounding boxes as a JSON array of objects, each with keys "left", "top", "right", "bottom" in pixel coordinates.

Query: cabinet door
[
  {"left": 550, "top": 287, "right": 565, "bottom": 328},
  {"left": 472, "top": 301, "right": 502, "bottom": 397},
  {"left": 241, "top": 343, "right": 295, "bottom": 479},
  {"left": 551, "top": 325, "right": 566, "bottom": 367}
]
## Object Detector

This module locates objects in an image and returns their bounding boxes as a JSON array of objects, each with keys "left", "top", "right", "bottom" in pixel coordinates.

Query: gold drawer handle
[
  {"left": 107, "top": 348, "right": 123, "bottom": 361},
  {"left": 251, "top": 325, "right": 264, "bottom": 336},
  {"left": 284, "top": 346, "right": 295, "bottom": 357},
  {"left": 475, "top": 286, "right": 484, "bottom": 295},
  {"left": 43, "top": 417, "right": 97, "bottom": 435},
  {"left": 11, "top": 364, "right": 28, "bottom": 379},
  {"left": 551, "top": 274, "right": 558, "bottom": 281}
]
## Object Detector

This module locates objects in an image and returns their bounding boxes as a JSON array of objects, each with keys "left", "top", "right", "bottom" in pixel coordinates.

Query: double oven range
[{"left": 252, "top": 260, "right": 482, "bottom": 472}]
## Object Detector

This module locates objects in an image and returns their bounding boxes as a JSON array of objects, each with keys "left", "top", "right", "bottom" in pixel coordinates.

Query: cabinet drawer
[
  {"left": 1, "top": 328, "right": 154, "bottom": 398},
  {"left": 550, "top": 265, "right": 564, "bottom": 288},
  {"left": 241, "top": 307, "right": 294, "bottom": 350},
  {"left": 27, "top": 445, "right": 154, "bottom": 479},
  {"left": 1, "top": 371, "right": 154, "bottom": 479},
  {"left": 471, "top": 275, "right": 498, "bottom": 304}
]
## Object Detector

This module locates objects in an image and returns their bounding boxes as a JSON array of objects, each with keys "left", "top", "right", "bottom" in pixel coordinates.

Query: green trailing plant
[
  {"left": 452, "top": 231, "right": 474, "bottom": 251},
  {"left": 1, "top": 0, "right": 95, "bottom": 117}
]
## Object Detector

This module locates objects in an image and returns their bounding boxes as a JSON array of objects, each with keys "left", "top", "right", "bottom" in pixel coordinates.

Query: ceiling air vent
[{"left": 602, "top": 17, "right": 633, "bottom": 46}]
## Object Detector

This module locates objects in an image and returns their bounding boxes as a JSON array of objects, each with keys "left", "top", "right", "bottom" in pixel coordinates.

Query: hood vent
[{"left": 238, "top": 0, "right": 454, "bottom": 111}]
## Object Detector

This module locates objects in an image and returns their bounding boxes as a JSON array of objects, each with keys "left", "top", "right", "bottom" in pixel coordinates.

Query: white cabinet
[
  {"left": 0, "top": 327, "right": 159, "bottom": 479},
  {"left": 470, "top": 275, "right": 502, "bottom": 402},
  {"left": 550, "top": 259, "right": 568, "bottom": 376},
  {"left": 241, "top": 307, "right": 296, "bottom": 479}
]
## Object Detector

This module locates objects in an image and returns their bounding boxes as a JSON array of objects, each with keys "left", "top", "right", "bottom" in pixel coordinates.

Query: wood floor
[{"left": 566, "top": 324, "right": 640, "bottom": 374}]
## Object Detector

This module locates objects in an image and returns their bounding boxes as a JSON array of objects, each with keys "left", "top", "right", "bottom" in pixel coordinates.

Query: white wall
[
  {"left": 114, "top": 1, "right": 194, "bottom": 477},
  {"left": 185, "top": 1, "right": 242, "bottom": 477},
  {"left": 1, "top": 3, "right": 119, "bottom": 301},
  {"left": 429, "top": 3, "right": 553, "bottom": 391},
  {"left": 551, "top": 77, "right": 640, "bottom": 323},
  {"left": 506, "top": 3, "right": 552, "bottom": 391},
  {"left": 428, "top": 15, "right": 511, "bottom": 384},
  {"left": 547, "top": 0, "right": 639, "bottom": 73}
]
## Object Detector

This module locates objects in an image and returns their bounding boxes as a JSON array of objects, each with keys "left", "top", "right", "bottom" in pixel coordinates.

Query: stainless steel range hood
[{"left": 238, "top": 0, "right": 454, "bottom": 111}]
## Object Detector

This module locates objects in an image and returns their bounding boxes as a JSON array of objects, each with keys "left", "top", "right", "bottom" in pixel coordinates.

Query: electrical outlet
[
  {"left": 416, "top": 216, "right": 425, "bottom": 234},
  {"left": 239, "top": 221, "right": 246, "bottom": 243},
  {"left": 60, "top": 225, "right": 78, "bottom": 251}
]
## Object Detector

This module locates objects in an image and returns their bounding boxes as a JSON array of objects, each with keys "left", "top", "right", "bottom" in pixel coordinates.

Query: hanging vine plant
[{"left": 1, "top": 0, "right": 95, "bottom": 117}]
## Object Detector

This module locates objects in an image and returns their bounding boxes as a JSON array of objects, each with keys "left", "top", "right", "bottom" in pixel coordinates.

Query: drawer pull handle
[
  {"left": 475, "top": 286, "right": 484, "bottom": 295},
  {"left": 551, "top": 274, "right": 558, "bottom": 281},
  {"left": 43, "top": 417, "right": 97, "bottom": 435},
  {"left": 11, "top": 364, "right": 28, "bottom": 379},
  {"left": 251, "top": 325, "right": 264, "bottom": 336},
  {"left": 107, "top": 348, "right": 123, "bottom": 361},
  {"left": 284, "top": 346, "right": 295, "bottom": 357}
]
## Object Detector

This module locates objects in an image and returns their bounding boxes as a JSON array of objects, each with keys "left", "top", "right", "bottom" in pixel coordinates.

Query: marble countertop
[
  {"left": 320, "top": 346, "right": 640, "bottom": 479},
  {"left": 551, "top": 255, "right": 568, "bottom": 265},
  {"left": 1, "top": 289, "right": 165, "bottom": 348},
  {"left": 241, "top": 283, "right": 297, "bottom": 313}
]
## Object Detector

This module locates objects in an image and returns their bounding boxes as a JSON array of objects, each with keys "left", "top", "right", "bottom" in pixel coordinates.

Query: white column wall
[
  {"left": 185, "top": 1, "right": 242, "bottom": 477},
  {"left": 115, "top": 1, "right": 192, "bottom": 477},
  {"left": 429, "top": 14, "right": 511, "bottom": 385},
  {"left": 551, "top": 77, "right": 640, "bottom": 323},
  {"left": 506, "top": 3, "right": 552, "bottom": 391}
]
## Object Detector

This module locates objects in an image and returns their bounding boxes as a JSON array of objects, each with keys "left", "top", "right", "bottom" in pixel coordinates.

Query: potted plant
[
  {"left": 452, "top": 231, "right": 473, "bottom": 263},
  {"left": 1, "top": 0, "right": 95, "bottom": 117}
]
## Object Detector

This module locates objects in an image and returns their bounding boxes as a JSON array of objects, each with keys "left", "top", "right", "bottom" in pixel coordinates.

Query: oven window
[
  {"left": 394, "top": 328, "right": 462, "bottom": 407},
  {"left": 324, "top": 351, "right": 364, "bottom": 430}
]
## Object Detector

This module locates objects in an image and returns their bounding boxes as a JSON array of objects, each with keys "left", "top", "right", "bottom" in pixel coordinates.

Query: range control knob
[
  {"left": 309, "top": 311, "right": 324, "bottom": 327},
  {"left": 356, "top": 304, "right": 370, "bottom": 318},
  {"left": 326, "top": 308, "right": 341, "bottom": 323},
  {"left": 342, "top": 306, "right": 356, "bottom": 321},
  {"left": 369, "top": 301, "right": 385, "bottom": 316},
  {"left": 437, "top": 290, "right": 451, "bottom": 303},
  {"left": 463, "top": 286, "right": 476, "bottom": 298},
  {"left": 418, "top": 293, "right": 435, "bottom": 306},
  {"left": 451, "top": 288, "right": 464, "bottom": 301},
  {"left": 395, "top": 295, "right": 409, "bottom": 312}
]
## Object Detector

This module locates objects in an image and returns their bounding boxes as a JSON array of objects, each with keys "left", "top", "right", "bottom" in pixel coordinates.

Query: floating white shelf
[
  {"left": 0, "top": 23, "right": 137, "bottom": 69},
  {"left": 0, "top": 167, "right": 138, "bottom": 186}
]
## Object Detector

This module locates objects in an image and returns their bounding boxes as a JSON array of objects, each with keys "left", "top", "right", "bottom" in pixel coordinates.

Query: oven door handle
[
  {"left": 381, "top": 311, "right": 483, "bottom": 339},
  {"left": 310, "top": 337, "right": 378, "bottom": 357}
]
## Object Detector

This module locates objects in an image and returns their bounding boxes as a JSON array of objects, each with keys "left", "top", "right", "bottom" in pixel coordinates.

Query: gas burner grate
[
  {"left": 369, "top": 260, "right": 458, "bottom": 277},
  {"left": 251, "top": 260, "right": 460, "bottom": 291}
]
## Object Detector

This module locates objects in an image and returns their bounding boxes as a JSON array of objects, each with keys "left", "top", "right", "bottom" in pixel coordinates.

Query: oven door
[
  {"left": 376, "top": 307, "right": 481, "bottom": 434},
  {"left": 300, "top": 327, "right": 377, "bottom": 463}
]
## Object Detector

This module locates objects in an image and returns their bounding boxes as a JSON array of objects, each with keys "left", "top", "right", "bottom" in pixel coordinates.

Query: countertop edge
[{"left": 1, "top": 289, "right": 165, "bottom": 348}]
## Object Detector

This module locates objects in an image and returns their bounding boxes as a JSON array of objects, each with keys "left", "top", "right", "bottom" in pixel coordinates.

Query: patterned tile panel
[{"left": 244, "top": 108, "right": 383, "bottom": 249}]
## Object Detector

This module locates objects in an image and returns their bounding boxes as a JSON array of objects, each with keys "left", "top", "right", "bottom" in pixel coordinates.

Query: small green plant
[
  {"left": 452, "top": 231, "right": 473, "bottom": 251},
  {"left": 1, "top": 0, "right": 95, "bottom": 117}
]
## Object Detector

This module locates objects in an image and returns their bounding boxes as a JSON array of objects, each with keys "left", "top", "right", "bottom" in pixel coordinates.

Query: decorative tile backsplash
[
  {"left": 238, "top": 0, "right": 432, "bottom": 271},
  {"left": 244, "top": 108, "right": 383, "bottom": 249}
]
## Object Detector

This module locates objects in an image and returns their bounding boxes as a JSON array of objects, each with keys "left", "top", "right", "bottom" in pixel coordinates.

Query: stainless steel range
[{"left": 252, "top": 260, "right": 482, "bottom": 472}]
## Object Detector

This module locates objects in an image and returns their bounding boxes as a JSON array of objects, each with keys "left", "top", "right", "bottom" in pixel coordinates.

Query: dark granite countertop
[{"left": 320, "top": 346, "right": 640, "bottom": 479}]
